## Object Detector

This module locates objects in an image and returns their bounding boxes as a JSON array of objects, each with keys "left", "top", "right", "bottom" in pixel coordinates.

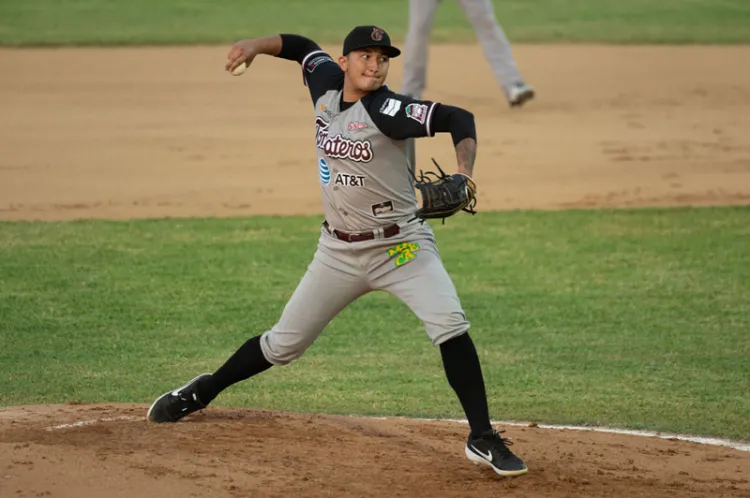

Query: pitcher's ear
[{"left": 337, "top": 55, "right": 348, "bottom": 71}]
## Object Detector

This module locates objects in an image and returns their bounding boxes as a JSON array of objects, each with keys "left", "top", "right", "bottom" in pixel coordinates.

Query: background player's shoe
[
  {"left": 465, "top": 429, "right": 528, "bottom": 476},
  {"left": 507, "top": 82, "right": 535, "bottom": 108},
  {"left": 147, "top": 373, "right": 211, "bottom": 423}
]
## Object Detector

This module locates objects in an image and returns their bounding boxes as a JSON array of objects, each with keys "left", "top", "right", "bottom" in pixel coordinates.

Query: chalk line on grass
[{"left": 409, "top": 417, "right": 750, "bottom": 453}]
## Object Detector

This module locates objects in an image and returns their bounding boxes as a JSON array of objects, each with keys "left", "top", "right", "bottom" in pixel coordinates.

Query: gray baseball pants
[
  {"left": 260, "top": 222, "right": 470, "bottom": 365},
  {"left": 400, "top": 0, "right": 525, "bottom": 99}
]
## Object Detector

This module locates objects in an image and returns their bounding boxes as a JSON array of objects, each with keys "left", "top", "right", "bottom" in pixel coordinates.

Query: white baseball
[{"left": 231, "top": 61, "right": 248, "bottom": 76}]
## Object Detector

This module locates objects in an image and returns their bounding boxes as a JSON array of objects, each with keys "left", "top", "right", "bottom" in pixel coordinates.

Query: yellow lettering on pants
[{"left": 386, "top": 242, "right": 421, "bottom": 267}]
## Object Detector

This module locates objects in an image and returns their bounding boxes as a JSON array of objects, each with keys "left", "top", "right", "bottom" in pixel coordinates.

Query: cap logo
[{"left": 371, "top": 27, "right": 384, "bottom": 41}]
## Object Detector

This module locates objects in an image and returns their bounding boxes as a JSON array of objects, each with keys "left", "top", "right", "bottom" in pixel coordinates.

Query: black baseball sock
[
  {"left": 196, "top": 335, "right": 273, "bottom": 405},
  {"left": 440, "top": 332, "right": 493, "bottom": 438}
]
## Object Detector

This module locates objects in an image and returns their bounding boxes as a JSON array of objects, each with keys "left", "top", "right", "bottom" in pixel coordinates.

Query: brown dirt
[
  {"left": 1, "top": 404, "right": 749, "bottom": 498},
  {"left": 1, "top": 44, "right": 749, "bottom": 497},
  {"left": 1, "top": 44, "right": 749, "bottom": 220}
]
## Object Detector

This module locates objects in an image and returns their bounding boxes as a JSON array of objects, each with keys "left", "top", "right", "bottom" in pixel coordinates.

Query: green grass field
[
  {"left": 1, "top": 208, "right": 749, "bottom": 440},
  {"left": 1, "top": 0, "right": 750, "bottom": 46},
  {"left": 1, "top": 0, "right": 749, "bottom": 444}
]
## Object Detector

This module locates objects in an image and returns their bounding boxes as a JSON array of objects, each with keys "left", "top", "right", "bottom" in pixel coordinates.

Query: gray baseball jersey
[
  {"left": 303, "top": 50, "right": 439, "bottom": 231},
  {"left": 259, "top": 46, "right": 470, "bottom": 366}
]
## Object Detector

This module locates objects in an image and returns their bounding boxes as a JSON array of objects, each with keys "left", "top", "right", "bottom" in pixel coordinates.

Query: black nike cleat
[
  {"left": 465, "top": 429, "right": 528, "bottom": 476},
  {"left": 147, "top": 373, "right": 211, "bottom": 423}
]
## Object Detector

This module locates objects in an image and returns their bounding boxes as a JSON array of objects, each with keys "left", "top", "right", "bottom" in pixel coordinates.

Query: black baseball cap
[{"left": 342, "top": 25, "right": 401, "bottom": 58}]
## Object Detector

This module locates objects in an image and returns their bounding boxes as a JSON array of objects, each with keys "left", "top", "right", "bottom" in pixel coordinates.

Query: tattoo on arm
[{"left": 455, "top": 138, "right": 477, "bottom": 177}]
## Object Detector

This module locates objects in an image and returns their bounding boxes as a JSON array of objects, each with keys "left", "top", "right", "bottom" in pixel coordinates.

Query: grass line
[
  {"left": 1, "top": 207, "right": 748, "bottom": 440},
  {"left": 1, "top": 0, "right": 749, "bottom": 46}
]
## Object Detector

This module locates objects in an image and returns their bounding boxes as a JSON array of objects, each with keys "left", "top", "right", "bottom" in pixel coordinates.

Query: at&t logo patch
[
  {"left": 334, "top": 173, "right": 366, "bottom": 187},
  {"left": 319, "top": 158, "right": 331, "bottom": 185}
]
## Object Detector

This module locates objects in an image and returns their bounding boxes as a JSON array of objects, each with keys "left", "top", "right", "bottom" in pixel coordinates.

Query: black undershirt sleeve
[
  {"left": 366, "top": 90, "right": 476, "bottom": 144},
  {"left": 277, "top": 34, "right": 344, "bottom": 104},
  {"left": 277, "top": 34, "right": 321, "bottom": 62},
  {"left": 430, "top": 104, "right": 477, "bottom": 145}
]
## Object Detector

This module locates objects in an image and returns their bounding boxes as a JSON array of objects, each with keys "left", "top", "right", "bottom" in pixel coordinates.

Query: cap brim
[
  {"left": 385, "top": 47, "right": 401, "bottom": 58},
  {"left": 347, "top": 44, "right": 401, "bottom": 58}
]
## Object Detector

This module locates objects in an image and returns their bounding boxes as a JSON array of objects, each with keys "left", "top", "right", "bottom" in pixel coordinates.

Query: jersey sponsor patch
[
  {"left": 319, "top": 104, "right": 334, "bottom": 119},
  {"left": 386, "top": 242, "right": 421, "bottom": 267},
  {"left": 405, "top": 103, "right": 429, "bottom": 124},
  {"left": 379, "top": 98, "right": 402, "bottom": 117},
  {"left": 347, "top": 121, "right": 368, "bottom": 132},
  {"left": 316, "top": 117, "right": 373, "bottom": 162},
  {"left": 334, "top": 173, "right": 366, "bottom": 187},
  {"left": 305, "top": 54, "right": 333, "bottom": 73},
  {"left": 318, "top": 158, "right": 331, "bottom": 185},
  {"left": 371, "top": 200, "right": 394, "bottom": 216}
]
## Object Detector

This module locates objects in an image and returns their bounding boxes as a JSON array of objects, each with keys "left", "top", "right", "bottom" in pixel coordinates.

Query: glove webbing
[{"left": 411, "top": 158, "right": 477, "bottom": 224}]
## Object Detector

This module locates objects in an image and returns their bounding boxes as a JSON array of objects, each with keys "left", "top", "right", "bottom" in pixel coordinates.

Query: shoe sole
[
  {"left": 509, "top": 90, "right": 535, "bottom": 108},
  {"left": 465, "top": 446, "right": 529, "bottom": 477},
  {"left": 146, "top": 373, "right": 211, "bottom": 423}
]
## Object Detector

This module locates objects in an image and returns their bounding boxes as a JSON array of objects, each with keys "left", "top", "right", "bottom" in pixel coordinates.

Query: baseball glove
[{"left": 413, "top": 158, "right": 478, "bottom": 223}]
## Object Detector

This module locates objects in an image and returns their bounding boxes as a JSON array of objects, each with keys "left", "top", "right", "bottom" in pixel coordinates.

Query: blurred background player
[{"left": 400, "top": 0, "right": 534, "bottom": 107}]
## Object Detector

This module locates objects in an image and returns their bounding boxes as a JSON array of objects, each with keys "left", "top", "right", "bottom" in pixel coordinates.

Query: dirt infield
[
  {"left": 1, "top": 44, "right": 749, "bottom": 496},
  {"left": 1, "top": 44, "right": 749, "bottom": 220},
  {"left": 1, "top": 404, "right": 749, "bottom": 498}
]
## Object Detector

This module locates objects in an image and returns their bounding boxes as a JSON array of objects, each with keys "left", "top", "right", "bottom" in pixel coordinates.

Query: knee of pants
[
  {"left": 260, "top": 328, "right": 315, "bottom": 366},
  {"left": 427, "top": 312, "right": 471, "bottom": 346}
]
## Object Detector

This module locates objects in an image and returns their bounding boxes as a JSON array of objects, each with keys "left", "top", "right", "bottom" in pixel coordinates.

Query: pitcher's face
[{"left": 339, "top": 48, "right": 390, "bottom": 93}]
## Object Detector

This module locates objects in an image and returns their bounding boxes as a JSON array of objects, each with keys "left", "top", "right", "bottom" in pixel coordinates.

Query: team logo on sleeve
[
  {"left": 380, "top": 98, "right": 401, "bottom": 116},
  {"left": 315, "top": 117, "right": 373, "bottom": 162},
  {"left": 305, "top": 53, "right": 333, "bottom": 73},
  {"left": 405, "top": 103, "right": 429, "bottom": 124}
]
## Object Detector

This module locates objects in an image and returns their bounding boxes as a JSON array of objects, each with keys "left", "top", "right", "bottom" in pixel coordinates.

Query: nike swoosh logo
[{"left": 470, "top": 445, "right": 493, "bottom": 462}]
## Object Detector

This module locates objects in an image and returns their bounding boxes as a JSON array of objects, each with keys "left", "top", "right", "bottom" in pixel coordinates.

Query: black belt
[{"left": 323, "top": 220, "right": 400, "bottom": 243}]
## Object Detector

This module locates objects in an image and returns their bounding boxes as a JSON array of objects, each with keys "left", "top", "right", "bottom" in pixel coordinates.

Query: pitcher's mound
[{"left": 1, "top": 404, "right": 748, "bottom": 498}]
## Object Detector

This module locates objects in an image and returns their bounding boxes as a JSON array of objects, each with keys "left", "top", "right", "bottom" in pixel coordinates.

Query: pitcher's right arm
[{"left": 225, "top": 35, "right": 344, "bottom": 104}]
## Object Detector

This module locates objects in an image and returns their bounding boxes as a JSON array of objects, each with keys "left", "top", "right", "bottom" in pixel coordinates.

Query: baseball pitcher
[{"left": 146, "top": 25, "right": 527, "bottom": 478}]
